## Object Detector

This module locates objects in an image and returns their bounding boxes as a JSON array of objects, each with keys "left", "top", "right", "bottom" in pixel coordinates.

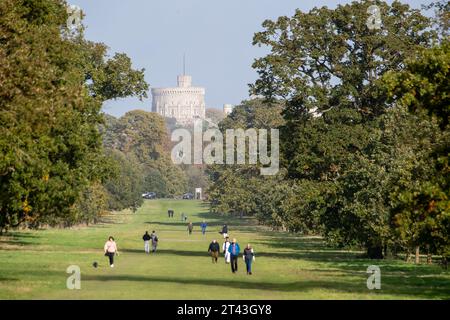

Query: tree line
[
  {"left": 0, "top": 0, "right": 194, "bottom": 233},
  {"left": 207, "top": 0, "right": 449, "bottom": 264}
]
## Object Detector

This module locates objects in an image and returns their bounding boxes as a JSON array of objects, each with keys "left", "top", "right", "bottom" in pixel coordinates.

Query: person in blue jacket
[
  {"left": 228, "top": 238, "right": 240, "bottom": 273},
  {"left": 200, "top": 220, "right": 207, "bottom": 235}
]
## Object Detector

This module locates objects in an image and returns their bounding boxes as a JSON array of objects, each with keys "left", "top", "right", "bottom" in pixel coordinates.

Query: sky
[{"left": 70, "top": 0, "right": 428, "bottom": 118}]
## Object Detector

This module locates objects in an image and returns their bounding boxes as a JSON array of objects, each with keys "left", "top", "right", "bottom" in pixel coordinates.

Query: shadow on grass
[
  {"left": 81, "top": 273, "right": 450, "bottom": 299},
  {"left": 0, "top": 232, "right": 40, "bottom": 247}
]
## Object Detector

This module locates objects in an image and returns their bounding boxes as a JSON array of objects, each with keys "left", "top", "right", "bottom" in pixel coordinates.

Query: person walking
[
  {"left": 181, "top": 212, "right": 185, "bottom": 222},
  {"left": 243, "top": 244, "right": 255, "bottom": 275},
  {"left": 221, "top": 224, "right": 229, "bottom": 239},
  {"left": 228, "top": 238, "right": 240, "bottom": 273},
  {"left": 150, "top": 230, "right": 159, "bottom": 253},
  {"left": 200, "top": 220, "right": 207, "bottom": 235},
  {"left": 187, "top": 221, "right": 193, "bottom": 235},
  {"left": 208, "top": 239, "right": 220, "bottom": 263},
  {"left": 104, "top": 236, "right": 119, "bottom": 268},
  {"left": 223, "top": 237, "right": 231, "bottom": 264},
  {"left": 142, "top": 231, "right": 151, "bottom": 254}
]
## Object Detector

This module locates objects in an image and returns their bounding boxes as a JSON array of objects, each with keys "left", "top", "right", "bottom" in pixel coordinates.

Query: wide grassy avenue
[{"left": 0, "top": 200, "right": 449, "bottom": 299}]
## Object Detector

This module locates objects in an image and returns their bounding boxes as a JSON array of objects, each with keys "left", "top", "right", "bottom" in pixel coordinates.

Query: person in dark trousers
[
  {"left": 142, "top": 231, "right": 151, "bottom": 254},
  {"left": 243, "top": 244, "right": 255, "bottom": 275},
  {"left": 208, "top": 239, "right": 220, "bottom": 263},
  {"left": 201, "top": 220, "right": 207, "bottom": 235},
  {"left": 150, "top": 230, "right": 158, "bottom": 252},
  {"left": 168, "top": 209, "right": 174, "bottom": 218},
  {"left": 104, "top": 236, "right": 119, "bottom": 268},
  {"left": 228, "top": 238, "right": 240, "bottom": 273},
  {"left": 187, "top": 222, "right": 193, "bottom": 235},
  {"left": 221, "top": 224, "right": 228, "bottom": 239}
]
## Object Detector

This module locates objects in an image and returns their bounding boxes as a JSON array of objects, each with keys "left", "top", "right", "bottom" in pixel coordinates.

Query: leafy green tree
[
  {"left": 104, "top": 110, "right": 188, "bottom": 198},
  {"left": 207, "top": 99, "right": 285, "bottom": 219},
  {"left": 0, "top": 0, "right": 149, "bottom": 232},
  {"left": 251, "top": 0, "right": 435, "bottom": 118},
  {"left": 103, "top": 150, "right": 144, "bottom": 211},
  {"left": 383, "top": 42, "right": 449, "bottom": 264}
]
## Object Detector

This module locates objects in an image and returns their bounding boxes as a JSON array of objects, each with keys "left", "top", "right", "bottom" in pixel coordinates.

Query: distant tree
[
  {"left": 103, "top": 149, "right": 144, "bottom": 211},
  {"left": 103, "top": 110, "right": 188, "bottom": 199},
  {"left": 205, "top": 108, "right": 225, "bottom": 125}
]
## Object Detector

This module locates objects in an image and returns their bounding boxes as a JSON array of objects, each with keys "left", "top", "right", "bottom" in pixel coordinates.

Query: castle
[{"left": 151, "top": 74, "right": 206, "bottom": 125}]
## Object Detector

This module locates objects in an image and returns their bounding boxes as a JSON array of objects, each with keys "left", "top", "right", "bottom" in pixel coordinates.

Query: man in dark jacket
[
  {"left": 221, "top": 224, "right": 228, "bottom": 238},
  {"left": 142, "top": 231, "right": 151, "bottom": 254},
  {"left": 208, "top": 239, "right": 220, "bottom": 263},
  {"left": 243, "top": 244, "right": 255, "bottom": 275}
]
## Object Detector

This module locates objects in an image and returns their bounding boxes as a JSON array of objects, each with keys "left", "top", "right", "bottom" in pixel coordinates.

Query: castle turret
[
  {"left": 177, "top": 75, "right": 192, "bottom": 88},
  {"left": 223, "top": 104, "right": 234, "bottom": 115},
  {"left": 151, "top": 75, "right": 206, "bottom": 125}
]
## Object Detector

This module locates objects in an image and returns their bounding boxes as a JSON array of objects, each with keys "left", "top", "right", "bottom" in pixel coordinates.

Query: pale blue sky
[{"left": 70, "top": 0, "right": 428, "bottom": 117}]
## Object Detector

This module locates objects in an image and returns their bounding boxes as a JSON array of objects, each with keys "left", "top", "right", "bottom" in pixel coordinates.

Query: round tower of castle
[{"left": 151, "top": 75, "right": 206, "bottom": 125}]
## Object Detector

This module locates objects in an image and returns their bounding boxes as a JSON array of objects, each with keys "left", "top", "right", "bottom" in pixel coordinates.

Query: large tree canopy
[
  {"left": 0, "top": 0, "right": 149, "bottom": 231},
  {"left": 251, "top": 0, "right": 435, "bottom": 118}
]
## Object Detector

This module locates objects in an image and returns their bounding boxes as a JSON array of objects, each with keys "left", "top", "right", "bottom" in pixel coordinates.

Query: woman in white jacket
[{"left": 222, "top": 237, "right": 231, "bottom": 264}]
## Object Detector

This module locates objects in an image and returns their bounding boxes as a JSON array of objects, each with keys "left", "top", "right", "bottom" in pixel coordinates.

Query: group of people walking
[
  {"left": 102, "top": 216, "right": 255, "bottom": 275},
  {"left": 142, "top": 230, "right": 159, "bottom": 253},
  {"left": 208, "top": 237, "right": 255, "bottom": 275}
]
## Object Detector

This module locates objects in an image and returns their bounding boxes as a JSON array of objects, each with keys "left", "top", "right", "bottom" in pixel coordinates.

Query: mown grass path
[{"left": 0, "top": 200, "right": 449, "bottom": 299}]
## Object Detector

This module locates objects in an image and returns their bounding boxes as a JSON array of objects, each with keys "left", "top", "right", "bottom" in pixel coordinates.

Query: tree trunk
[
  {"left": 367, "top": 244, "right": 384, "bottom": 259},
  {"left": 415, "top": 246, "right": 420, "bottom": 264},
  {"left": 442, "top": 257, "right": 448, "bottom": 269},
  {"left": 405, "top": 250, "right": 411, "bottom": 262},
  {"left": 426, "top": 245, "right": 432, "bottom": 264}
]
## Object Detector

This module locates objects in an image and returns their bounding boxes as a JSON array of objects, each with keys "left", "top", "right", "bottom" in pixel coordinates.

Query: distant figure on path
[
  {"left": 223, "top": 237, "right": 231, "bottom": 264},
  {"left": 201, "top": 220, "right": 207, "bottom": 235},
  {"left": 181, "top": 213, "right": 185, "bottom": 222},
  {"left": 151, "top": 230, "right": 159, "bottom": 252},
  {"left": 243, "top": 244, "right": 255, "bottom": 275},
  {"left": 168, "top": 209, "right": 174, "bottom": 218},
  {"left": 104, "top": 236, "right": 119, "bottom": 268},
  {"left": 187, "top": 222, "right": 193, "bottom": 235},
  {"left": 142, "top": 231, "right": 151, "bottom": 254},
  {"left": 228, "top": 238, "right": 240, "bottom": 273},
  {"left": 221, "top": 224, "right": 228, "bottom": 239},
  {"left": 208, "top": 239, "right": 220, "bottom": 263}
]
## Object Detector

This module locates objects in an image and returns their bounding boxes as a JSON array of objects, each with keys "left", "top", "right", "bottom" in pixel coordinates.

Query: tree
[
  {"left": 251, "top": 0, "right": 435, "bottom": 118},
  {"left": 103, "top": 110, "right": 188, "bottom": 198},
  {"left": 207, "top": 99, "right": 285, "bottom": 219},
  {"left": 103, "top": 149, "right": 144, "bottom": 211},
  {"left": 383, "top": 41, "right": 450, "bottom": 265},
  {"left": 0, "top": 0, "right": 149, "bottom": 232}
]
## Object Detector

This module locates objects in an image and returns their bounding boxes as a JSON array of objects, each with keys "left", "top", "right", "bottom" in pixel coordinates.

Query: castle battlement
[{"left": 151, "top": 75, "right": 206, "bottom": 125}]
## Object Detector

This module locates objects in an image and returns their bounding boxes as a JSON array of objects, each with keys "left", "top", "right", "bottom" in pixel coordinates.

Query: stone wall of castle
[{"left": 151, "top": 75, "right": 206, "bottom": 125}]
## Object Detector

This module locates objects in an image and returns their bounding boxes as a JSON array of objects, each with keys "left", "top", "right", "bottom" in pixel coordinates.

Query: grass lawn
[{"left": 0, "top": 199, "right": 449, "bottom": 299}]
